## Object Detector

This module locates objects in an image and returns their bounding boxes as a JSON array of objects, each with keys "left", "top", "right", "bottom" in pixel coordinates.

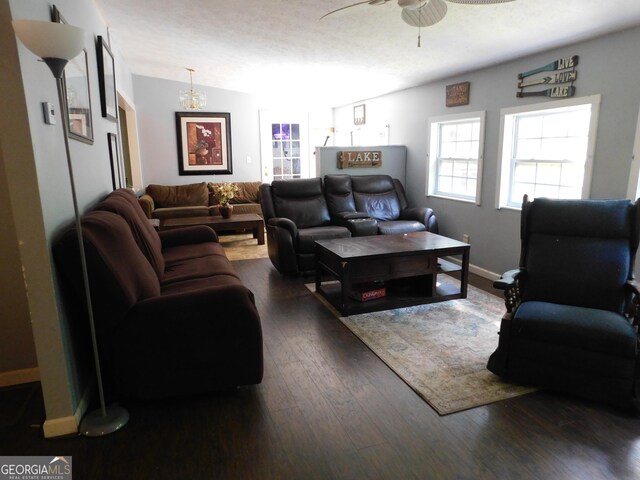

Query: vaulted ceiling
[{"left": 94, "top": 0, "right": 640, "bottom": 107}]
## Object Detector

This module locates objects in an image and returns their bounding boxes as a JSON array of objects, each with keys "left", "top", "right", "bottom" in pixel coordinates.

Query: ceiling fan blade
[
  {"left": 445, "top": 0, "right": 514, "bottom": 4},
  {"left": 401, "top": 0, "right": 448, "bottom": 27},
  {"left": 320, "top": 0, "right": 390, "bottom": 20}
]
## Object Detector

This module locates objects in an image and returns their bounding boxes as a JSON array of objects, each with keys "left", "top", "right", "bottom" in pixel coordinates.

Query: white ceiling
[{"left": 94, "top": 0, "right": 640, "bottom": 107}]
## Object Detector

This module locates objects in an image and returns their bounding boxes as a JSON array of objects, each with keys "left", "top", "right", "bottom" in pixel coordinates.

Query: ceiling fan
[{"left": 322, "top": 0, "right": 515, "bottom": 46}]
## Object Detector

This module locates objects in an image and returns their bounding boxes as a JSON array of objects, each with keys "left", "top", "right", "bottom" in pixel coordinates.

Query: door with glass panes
[{"left": 260, "top": 111, "right": 309, "bottom": 183}]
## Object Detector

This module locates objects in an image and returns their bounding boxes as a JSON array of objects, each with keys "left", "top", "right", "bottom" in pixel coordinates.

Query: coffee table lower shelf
[{"left": 316, "top": 275, "right": 463, "bottom": 316}]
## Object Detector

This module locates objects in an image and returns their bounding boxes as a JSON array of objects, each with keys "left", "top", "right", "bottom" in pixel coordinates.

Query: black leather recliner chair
[{"left": 260, "top": 178, "right": 351, "bottom": 274}]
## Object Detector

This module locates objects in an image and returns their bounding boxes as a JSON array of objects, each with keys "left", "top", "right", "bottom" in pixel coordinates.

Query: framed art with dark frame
[
  {"left": 108, "top": 132, "right": 124, "bottom": 189},
  {"left": 175, "top": 112, "right": 233, "bottom": 175},
  {"left": 96, "top": 35, "right": 117, "bottom": 121},
  {"left": 52, "top": 5, "right": 94, "bottom": 144}
]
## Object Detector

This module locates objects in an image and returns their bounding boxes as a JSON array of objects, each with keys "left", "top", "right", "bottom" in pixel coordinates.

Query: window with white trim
[
  {"left": 497, "top": 95, "right": 600, "bottom": 209},
  {"left": 427, "top": 111, "right": 485, "bottom": 204}
]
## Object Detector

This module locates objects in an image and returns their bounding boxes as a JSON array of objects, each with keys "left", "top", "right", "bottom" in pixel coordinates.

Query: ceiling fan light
[{"left": 402, "top": 0, "right": 447, "bottom": 27}]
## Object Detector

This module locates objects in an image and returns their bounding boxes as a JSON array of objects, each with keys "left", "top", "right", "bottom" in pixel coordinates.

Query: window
[
  {"left": 497, "top": 95, "right": 600, "bottom": 209},
  {"left": 271, "top": 122, "right": 302, "bottom": 181},
  {"left": 427, "top": 111, "right": 485, "bottom": 204},
  {"left": 259, "top": 110, "right": 310, "bottom": 183}
]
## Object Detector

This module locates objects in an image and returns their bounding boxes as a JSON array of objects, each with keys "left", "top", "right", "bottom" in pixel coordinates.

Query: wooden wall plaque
[
  {"left": 337, "top": 151, "right": 382, "bottom": 169},
  {"left": 446, "top": 81, "right": 470, "bottom": 107}
]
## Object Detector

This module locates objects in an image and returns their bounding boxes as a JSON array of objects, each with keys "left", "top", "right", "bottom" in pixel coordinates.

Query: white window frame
[
  {"left": 626, "top": 104, "right": 640, "bottom": 200},
  {"left": 496, "top": 94, "right": 600, "bottom": 210},
  {"left": 426, "top": 111, "right": 485, "bottom": 205}
]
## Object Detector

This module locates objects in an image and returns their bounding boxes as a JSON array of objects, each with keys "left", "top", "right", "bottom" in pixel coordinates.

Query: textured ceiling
[{"left": 94, "top": 0, "right": 640, "bottom": 107}]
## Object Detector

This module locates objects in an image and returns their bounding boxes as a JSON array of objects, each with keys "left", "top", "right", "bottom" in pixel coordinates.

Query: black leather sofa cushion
[
  {"left": 351, "top": 175, "right": 402, "bottom": 221},
  {"left": 271, "top": 178, "right": 331, "bottom": 229},
  {"left": 324, "top": 174, "right": 357, "bottom": 216}
]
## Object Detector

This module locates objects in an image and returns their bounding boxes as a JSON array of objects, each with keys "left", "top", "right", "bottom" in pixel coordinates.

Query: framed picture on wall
[
  {"left": 96, "top": 35, "right": 118, "bottom": 121},
  {"left": 354, "top": 104, "right": 366, "bottom": 125},
  {"left": 175, "top": 112, "right": 233, "bottom": 175},
  {"left": 52, "top": 5, "right": 94, "bottom": 144}
]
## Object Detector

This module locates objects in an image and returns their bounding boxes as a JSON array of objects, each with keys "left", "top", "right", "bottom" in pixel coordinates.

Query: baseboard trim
[
  {"left": 469, "top": 263, "right": 501, "bottom": 282},
  {"left": 42, "top": 415, "right": 79, "bottom": 438},
  {"left": 442, "top": 257, "right": 501, "bottom": 282},
  {"left": 42, "top": 381, "right": 93, "bottom": 438},
  {"left": 0, "top": 367, "right": 40, "bottom": 387}
]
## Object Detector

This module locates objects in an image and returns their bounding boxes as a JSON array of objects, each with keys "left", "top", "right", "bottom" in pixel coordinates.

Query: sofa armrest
[
  {"left": 138, "top": 194, "right": 155, "bottom": 219},
  {"left": 268, "top": 217, "right": 298, "bottom": 239},
  {"left": 400, "top": 207, "right": 439, "bottom": 233},
  {"left": 494, "top": 269, "right": 522, "bottom": 290},
  {"left": 159, "top": 225, "right": 219, "bottom": 247},
  {"left": 494, "top": 269, "right": 524, "bottom": 314},
  {"left": 119, "top": 284, "right": 263, "bottom": 393}
]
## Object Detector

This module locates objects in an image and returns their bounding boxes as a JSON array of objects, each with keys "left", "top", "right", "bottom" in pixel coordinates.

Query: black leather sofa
[{"left": 259, "top": 174, "right": 438, "bottom": 274}]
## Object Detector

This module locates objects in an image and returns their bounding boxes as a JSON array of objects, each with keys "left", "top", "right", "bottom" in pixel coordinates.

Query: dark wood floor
[{"left": 2, "top": 258, "right": 640, "bottom": 479}]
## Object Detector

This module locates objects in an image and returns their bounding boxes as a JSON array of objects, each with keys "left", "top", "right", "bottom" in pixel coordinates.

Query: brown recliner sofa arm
[
  {"left": 116, "top": 284, "right": 264, "bottom": 398},
  {"left": 138, "top": 194, "right": 155, "bottom": 219}
]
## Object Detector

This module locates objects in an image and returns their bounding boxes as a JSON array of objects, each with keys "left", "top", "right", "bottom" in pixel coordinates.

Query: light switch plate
[{"left": 42, "top": 102, "right": 56, "bottom": 125}]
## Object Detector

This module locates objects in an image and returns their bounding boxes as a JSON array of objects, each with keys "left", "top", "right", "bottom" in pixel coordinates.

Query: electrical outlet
[
  {"left": 246, "top": 156, "right": 252, "bottom": 164},
  {"left": 463, "top": 234, "right": 470, "bottom": 243}
]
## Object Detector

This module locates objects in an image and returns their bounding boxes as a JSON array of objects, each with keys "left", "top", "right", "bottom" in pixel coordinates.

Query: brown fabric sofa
[
  {"left": 53, "top": 189, "right": 263, "bottom": 400},
  {"left": 138, "top": 181, "right": 262, "bottom": 220}
]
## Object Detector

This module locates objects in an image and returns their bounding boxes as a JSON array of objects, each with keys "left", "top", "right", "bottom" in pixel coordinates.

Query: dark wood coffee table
[
  {"left": 160, "top": 213, "right": 265, "bottom": 245},
  {"left": 315, "top": 232, "right": 470, "bottom": 316}
]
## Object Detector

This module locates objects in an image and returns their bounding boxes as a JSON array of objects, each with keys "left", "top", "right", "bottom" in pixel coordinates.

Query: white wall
[
  {"left": 317, "top": 146, "right": 407, "bottom": 182},
  {"left": 334, "top": 26, "right": 640, "bottom": 277},
  {"left": 133, "top": 75, "right": 263, "bottom": 186},
  {"left": 133, "top": 75, "right": 336, "bottom": 188}
]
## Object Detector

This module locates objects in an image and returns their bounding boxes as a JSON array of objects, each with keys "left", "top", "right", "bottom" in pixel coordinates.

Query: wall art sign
[
  {"left": 517, "top": 55, "right": 578, "bottom": 99},
  {"left": 446, "top": 82, "right": 470, "bottom": 107},
  {"left": 337, "top": 151, "right": 382, "bottom": 169},
  {"left": 175, "top": 112, "right": 233, "bottom": 175}
]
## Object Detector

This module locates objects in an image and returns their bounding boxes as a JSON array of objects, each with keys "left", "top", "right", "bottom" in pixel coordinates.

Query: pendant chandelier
[{"left": 179, "top": 68, "right": 206, "bottom": 110}]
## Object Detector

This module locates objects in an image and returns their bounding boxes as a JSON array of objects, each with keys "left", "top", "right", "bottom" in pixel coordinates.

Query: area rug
[
  {"left": 218, "top": 233, "right": 268, "bottom": 261},
  {"left": 306, "top": 281, "right": 537, "bottom": 415}
]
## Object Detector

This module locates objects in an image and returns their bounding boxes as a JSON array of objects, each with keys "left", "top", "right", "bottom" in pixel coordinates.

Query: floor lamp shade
[{"left": 12, "top": 20, "right": 84, "bottom": 60}]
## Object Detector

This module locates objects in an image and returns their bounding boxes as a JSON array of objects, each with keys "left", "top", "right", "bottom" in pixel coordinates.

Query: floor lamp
[{"left": 12, "top": 19, "right": 129, "bottom": 437}]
